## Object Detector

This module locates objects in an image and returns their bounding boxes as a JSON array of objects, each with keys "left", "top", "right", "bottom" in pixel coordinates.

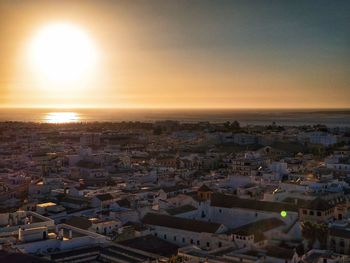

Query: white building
[{"left": 142, "top": 213, "right": 229, "bottom": 250}]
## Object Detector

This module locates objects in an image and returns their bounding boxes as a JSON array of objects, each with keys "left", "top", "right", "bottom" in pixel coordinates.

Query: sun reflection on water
[{"left": 44, "top": 112, "right": 80, "bottom": 123}]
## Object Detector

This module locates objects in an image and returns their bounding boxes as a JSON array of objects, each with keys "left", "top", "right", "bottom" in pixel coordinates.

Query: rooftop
[
  {"left": 65, "top": 216, "right": 92, "bottom": 230},
  {"left": 229, "top": 217, "right": 285, "bottom": 237},
  {"left": 198, "top": 184, "right": 212, "bottom": 192},
  {"left": 119, "top": 234, "right": 179, "bottom": 257},
  {"left": 211, "top": 193, "right": 298, "bottom": 213},
  {"left": 96, "top": 193, "right": 115, "bottom": 201},
  {"left": 165, "top": 205, "right": 197, "bottom": 215},
  {"left": 142, "top": 213, "right": 223, "bottom": 233}
]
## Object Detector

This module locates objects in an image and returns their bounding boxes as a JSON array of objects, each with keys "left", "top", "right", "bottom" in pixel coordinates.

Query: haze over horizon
[{"left": 1, "top": 0, "right": 349, "bottom": 109}]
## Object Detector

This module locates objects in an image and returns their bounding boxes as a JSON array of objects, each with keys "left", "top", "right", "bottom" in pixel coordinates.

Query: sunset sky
[{"left": 0, "top": 0, "right": 349, "bottom": 109}]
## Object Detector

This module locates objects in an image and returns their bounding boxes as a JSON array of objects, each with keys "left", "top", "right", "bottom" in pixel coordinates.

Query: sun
[
  {"left": 27, "top": 23, "right": 98, "bottom": 83},
  {"left": 45, "top": 112, "right": 80, "bottom": 123}
]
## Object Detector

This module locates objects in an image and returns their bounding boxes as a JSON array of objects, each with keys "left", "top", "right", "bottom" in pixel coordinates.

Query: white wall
[
  {"left": 198, "top": 203, "right": 298, "bottom": 230},
  {"left": 149, "top": 225, "right": 230, "bottom": 250}
]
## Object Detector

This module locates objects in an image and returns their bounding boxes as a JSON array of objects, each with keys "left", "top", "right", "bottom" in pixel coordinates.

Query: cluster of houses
[{"left": 0, "top": 121, "right": 350, "bottom": 262}]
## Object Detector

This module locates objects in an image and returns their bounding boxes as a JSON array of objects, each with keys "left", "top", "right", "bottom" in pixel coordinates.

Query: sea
[{"left": 0, "top": 108, "right": 350, "bottom": 127}]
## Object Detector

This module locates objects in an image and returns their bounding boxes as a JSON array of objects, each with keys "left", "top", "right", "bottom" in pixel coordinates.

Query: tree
[
  {"left": 315, "top": 223, "right": 328, "bottom": 249},
  {"left": 153, "top": 126, "right": 162, "bottom": 135},
  {"left": 301, "top": 221, "right": 316, "bottom": 248},
  {"left": 224, "top": 121, "right": 231, "bottom": 130},
  {"left": 301, "top": 221, "right": 328, "bottom": 249},
  {"left": 232, "top": 120, "right": 240, "bottom": 130},
  {"left": 169, "top": 255, "right": 182, "bottom": 263}
]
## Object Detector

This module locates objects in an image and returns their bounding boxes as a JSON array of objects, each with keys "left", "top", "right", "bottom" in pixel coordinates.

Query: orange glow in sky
[{"left": 0, "top": 1, "right": 349, "bottom": 109}]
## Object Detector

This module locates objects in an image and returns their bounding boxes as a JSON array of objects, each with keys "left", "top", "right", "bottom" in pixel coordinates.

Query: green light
[{"left": 280, "top": 211, "right": 287, "bottom": 218}]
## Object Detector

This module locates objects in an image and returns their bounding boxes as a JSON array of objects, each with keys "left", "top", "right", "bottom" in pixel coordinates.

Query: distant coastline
[{"left": 0, "top": 108, "right": 349, "bottom": 127}]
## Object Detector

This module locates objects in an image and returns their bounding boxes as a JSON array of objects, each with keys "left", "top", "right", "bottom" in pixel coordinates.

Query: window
[
  {"left": 207, "top": 242, "right": 210, "bottom": 247},
  {"left": 174, "top": 236, "right": 176, "bottom": 241},
  {"left": 154, "top": 233, "right": 157, "bottom": 237},
  {"left": 302, "top": 210, "right": 307, "bottom": 215},
  {"left": 219, "top": 209, "right": 222, "bottom": 213},
  {"left": 197, "top": 240, "right": 200, "bottom": 245},
  {"left": 340, "top": 239, "right": 345, "bottom": 247},
  {"left": 182, "top": 237, "right": 185, "bottom": 243},
  {"left": 330, "top": 239, "right": 336, "bottom": 248},
  {"left": 317, "top": 211, "right": 322, "bottom": 216},
  {"left": 218, "top": 242, "right": 222, "bottom": 248},
  {"left": 190, "top": 239, "right": 193, "bottom": 244},
  {"left": 310, "top": 211, "right": 314, "bottom": 216},
  {"left": 164, "top": 234, "right": 167, "bottom": 240}
]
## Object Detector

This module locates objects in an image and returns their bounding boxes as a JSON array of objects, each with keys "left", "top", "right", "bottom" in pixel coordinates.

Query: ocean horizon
[{"left": 0, "top": 108, "right": 350, "bottom": 127}]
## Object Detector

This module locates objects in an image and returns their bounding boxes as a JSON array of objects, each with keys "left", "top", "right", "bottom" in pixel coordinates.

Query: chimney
[
  {"left": 69, "top": 229, "right": 73, "bottom": 239},
  {"left": 18, "top": 227, "right": 23, "bottom": 242},
  {"left": 59, "top": 228, "right": 64, "bottom": 239}
]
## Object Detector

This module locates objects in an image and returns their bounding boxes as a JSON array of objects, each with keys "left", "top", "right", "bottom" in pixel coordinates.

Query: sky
[{"left": 0, "top": 0, "right": 349, "bottom": 109}]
